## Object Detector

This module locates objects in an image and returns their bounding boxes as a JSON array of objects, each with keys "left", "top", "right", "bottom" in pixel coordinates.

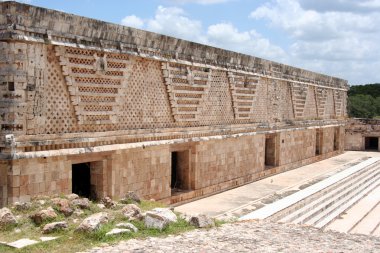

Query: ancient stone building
[
  {"left": 0, "top": 2, "right": 348, "bottom": 207},
  {"left": 345, "top": 119, "right": 380, "bottom": 151}
]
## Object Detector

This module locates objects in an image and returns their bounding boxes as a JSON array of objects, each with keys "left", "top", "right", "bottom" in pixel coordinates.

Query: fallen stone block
[
  {"left": 52, "top": 198, "right": 73, "bottom": 217},
  {"left": 122, "top": 204, "right": 143, "bottom": 221},
  {"left": 14, "top": 202, "right": 32, "bottom": 211},
  {"left": 42, "top": 221, "right": 68, "bottom": 234},
  {"left": 105, "top": 228, "right": 131, "bottom": 236},
  {"left": 120, "top": 191, "right": 141, "bottom": 204},
  {"left": 144, "top": 208, "right": 177, "bottom": 231},
  {"left": 189, "top": 214, "right": 215, "bottom": 228},
  {"left": 76, "top": 212, "right": 109, "bottom": 232},
  {"left": 0, "top": 207, "right": 17, "bottom": 226},
  {"left": 71, "top": 198, "right": 91, "bottom": 209},
  {"left": 116, "top": 222, "right": 138, "bottom": 232},
  {"left": 30, "top": 207, "right": 57, "bottom": 225}
]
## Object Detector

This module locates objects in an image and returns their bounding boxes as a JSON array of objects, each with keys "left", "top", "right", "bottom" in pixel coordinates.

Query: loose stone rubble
[
  {"left": 0, "top": 207, "right": 17, "bottom": 226},
  {"left": 71, "top": 198, "right": 91, "bottom": 210},
  {"left": 120, "top": 192, "right": 141, "bottom": 204},
  {"left": 76, "top": 212, "right": 109, "bottom": 232},
  {"left": 116, "top": 223, "right": 138, "bottom": 233},
  {"left": 52, "top": 198, "right": 73, "bottom": 217},
  {"left": 29, "top": 207, "right": 57, "bottom": 225},
  {"left": 144, "top": 208, "right": 177, "bottom": 231},
  {"left": 122, "top": 204, "right": 143, "bottom": 221},
  {"left": 14, "top": 202, "right": 32, "bottom": 211},
  {"left": 101, "top": 197, "right": 117, "bottom": 209},
  {"left": 189, "top": 214, "right": 215, "bottom": 228},
  {"left": 106, "top": 228, "right": 131, "bottom": 236},
  {"left": 83, "top": 220, "right": 380, "bottom": 253},
  {"left": 42, "top": 221, "right": 68, "bottom": 234}
]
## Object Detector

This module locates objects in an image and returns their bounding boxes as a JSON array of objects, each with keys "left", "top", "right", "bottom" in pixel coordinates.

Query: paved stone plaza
[{"left": 83, "top": 220, "right": 380, "bottom": 253}]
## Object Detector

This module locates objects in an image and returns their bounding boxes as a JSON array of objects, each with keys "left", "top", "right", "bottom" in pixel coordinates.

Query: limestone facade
[
  {"left": 345, "top": 119, "right": 380, "bottom": 151},
  {"left": 0, "top": 2, "right": 348, "bottom": 207}
]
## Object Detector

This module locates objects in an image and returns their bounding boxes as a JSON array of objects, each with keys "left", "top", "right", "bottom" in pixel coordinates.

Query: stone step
[
  {"left": 313, "top": 177, "right": 380, "bottom": 229},
  {"left": 271, "top": 160, "right": 380, "bottom": 222},
  {"left": 372, "top": 223, "right": 380, "bottom": 237},
  {"left": 351, "top": 203, "right": 380, "bottom": 236},
  {"left": 283, "top": 164, "right": 380, "bottom": 224},
  {"left": 326, "top": 185, "right": 380, "bottom": 234},
  {"left": 239, "top": 158, "right": 380, "bottom": 221}
]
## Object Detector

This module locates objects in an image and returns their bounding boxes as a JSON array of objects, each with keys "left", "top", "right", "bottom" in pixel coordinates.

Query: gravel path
[{"left": 83, "top": 220, "right": 380, "bottom": 253}]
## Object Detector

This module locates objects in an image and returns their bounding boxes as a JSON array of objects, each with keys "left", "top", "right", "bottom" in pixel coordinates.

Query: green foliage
[
  {"left": 348, "top": 83, "right": 380, "bottom": 118},
  {"left": 348, "top": 83, "right": 380, "bottom": 97}
]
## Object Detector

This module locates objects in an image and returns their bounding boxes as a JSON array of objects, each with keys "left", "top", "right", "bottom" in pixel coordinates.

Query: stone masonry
[
  {"left": 0, "top": 2, "right": 348, "bottom": 207},
  {"left": 345, "top": 118, "right": 380, "bottom": 151}
]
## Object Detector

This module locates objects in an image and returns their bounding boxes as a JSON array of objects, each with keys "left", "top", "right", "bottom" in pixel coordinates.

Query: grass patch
[{"left": 0, "top": 200, "right": 199, "bottom": 253}]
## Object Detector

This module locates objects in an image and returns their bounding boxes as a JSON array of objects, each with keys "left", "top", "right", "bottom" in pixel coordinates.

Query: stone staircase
[{"left": 239, "top": 157, "right": 380, "bottom": 237}]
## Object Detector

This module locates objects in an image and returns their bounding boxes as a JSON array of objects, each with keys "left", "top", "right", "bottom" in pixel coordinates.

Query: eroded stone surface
[
  {"left": 121, "top": 204, "right": 142, "bottom": 221},
  {"left": 120, "top": 192, "right": 141, "bottom": 204},
  {"left": 144, "top": 208, "right": 177, "bottom": 231},
  {"left": 76, "top": 212, "right": 109, "bottom": 232},
  {"left": 29, "top": 207, "right": 57, "bottom": 225},
  {"left": 189, "top": 214, "right": 215, "bottom": 228},
  {"left": 106, "top": 228, "right": 131, "bottom": 236},
  {"left": 83, "top": 220, "right": 380, "bottom": 253},
  {"left": 52, "top": 198, "right": 73, "bottom": 217},
  {"left": 71, "top": 198, "right": 91, "bottom": 210},
  {"left": 0, "top": 207, "right": 17, "bottom": 226},
  {"left": 115, "top": 223, "right": 138, "bottom": 233},
  {"left": 42, "top": 221, "right": 68, "bottom": 234}
]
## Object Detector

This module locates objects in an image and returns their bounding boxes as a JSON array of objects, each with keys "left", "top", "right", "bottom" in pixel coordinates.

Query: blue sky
[{"left": 9, "top": 0, "right": 380, "bottom": 85}]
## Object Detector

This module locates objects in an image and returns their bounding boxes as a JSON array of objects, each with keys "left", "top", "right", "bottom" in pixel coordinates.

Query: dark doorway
[
  {"left": 171, "top": 153, "right": 178, "bottom": 189},
  {"left": 365, "top": 137, "right": 379, "bottom": 151},
  {"left": 334, "top": 128, "right": 340, "bottom": 151},
  {"left": 171, "top": 151, "right": 191, "bottom": 191},
  {"left": 72, "top": 163, "right": 91, "bottom": 198},
  {"left": 265, "top": 135, "right": 277, "bottom": 168},
  {"left": 315, "top": 130, "right": 321, "bottom": 155}
]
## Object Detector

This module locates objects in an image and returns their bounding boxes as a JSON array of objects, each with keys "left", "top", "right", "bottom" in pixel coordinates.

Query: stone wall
[
  {"left": 2, "top": 126, "right": 344, "bottom": 205},
  {"left": 194, "top": 135, "right": 265, "bottom": 189},
  {"left": 0, "top": 2, "right": 349, "bottom": 206},
  {"left": 345, "top": 119, "right": 380, "bottom": 151}
]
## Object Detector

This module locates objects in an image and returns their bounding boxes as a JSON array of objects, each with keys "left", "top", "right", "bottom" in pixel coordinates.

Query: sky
[{"left": 6, "top": 0, "right": 380, "bottom": 85}]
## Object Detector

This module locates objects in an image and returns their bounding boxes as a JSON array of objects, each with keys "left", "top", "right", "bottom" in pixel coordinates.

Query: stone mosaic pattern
[{"left": 0, "top": 2, "right": 349, "bottom": 207}]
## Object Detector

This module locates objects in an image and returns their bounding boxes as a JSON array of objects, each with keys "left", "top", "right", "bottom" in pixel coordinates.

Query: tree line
[{"left": 347, "top": 83, "right": 380, "bottom": 118}]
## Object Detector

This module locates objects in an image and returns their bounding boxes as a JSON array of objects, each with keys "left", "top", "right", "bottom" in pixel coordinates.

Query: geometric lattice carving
[
  {"left": 290, "top": 82, "right": 308, "bottom": 118},
  {"left": 162, "top": 63, "right": 211, "bottom": 122},
  {"left": 324, "top": 90, "right": 336, "bottom": 119},
  {"left": 55, "top": 46, "right": 134, "bottom": 124},
  {"left": 333, "top": 90, "right": 345, "bottom": 117},
  {"left": 303, "top": 86, "right": 318, "bottom": 119},
  {"left": 315, "top": 87, "right": 328, "bottom": 118},
  {"left": 228, "top": 72, "right": 258, "bottom": 120}
]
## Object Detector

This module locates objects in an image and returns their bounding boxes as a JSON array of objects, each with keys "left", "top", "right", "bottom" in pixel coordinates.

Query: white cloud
[
  {"left": 121, "top": 15, "right": 144, "bottom": 29},
  {"left": 250, "top": 0, "right": 380, "bottom": 84},
  {"left": 146, "top": 6, "right": 204, "bottom": 42},
  {"left": 207, "top": 23, "right": 286, "bottom": 61},
  {"left": 120, "top": 6, "right": 284, "bottom": 62}
]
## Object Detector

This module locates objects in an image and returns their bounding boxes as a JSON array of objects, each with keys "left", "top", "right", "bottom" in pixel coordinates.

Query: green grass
[{"left": 0, "top": 199, "right": 198, "bottom": 253}]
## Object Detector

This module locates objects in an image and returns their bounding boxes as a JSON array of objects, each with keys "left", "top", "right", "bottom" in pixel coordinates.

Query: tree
[
  {"left": 348, "top": 94, "right": 376, "bottom": 118},
  {"left": 347, "top": 83, "right": 380, "bottom": 118}
]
